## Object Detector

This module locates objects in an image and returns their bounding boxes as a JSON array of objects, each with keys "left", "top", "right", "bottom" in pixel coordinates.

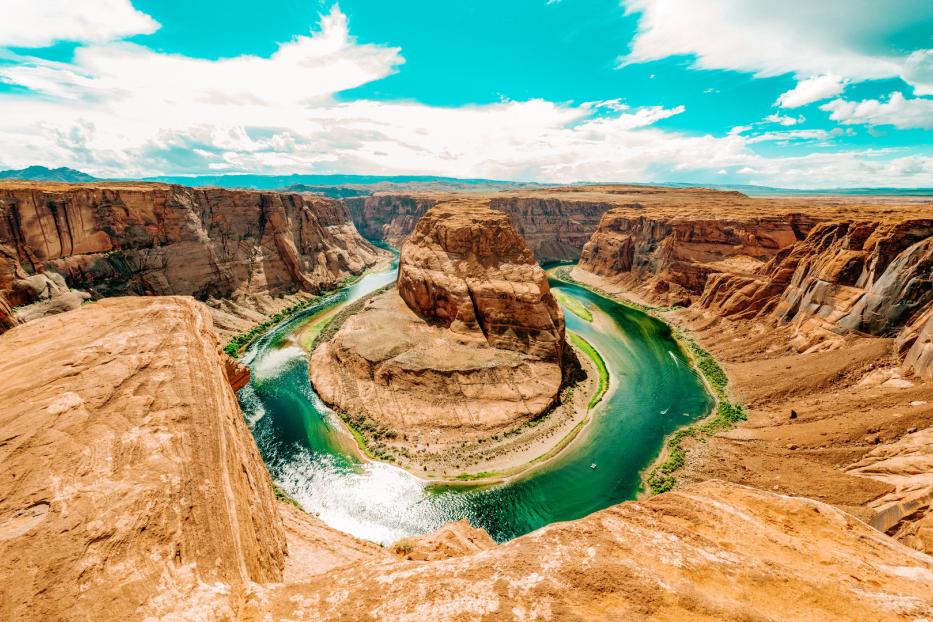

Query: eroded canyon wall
[
  {"left": 0, "top": 181, "right": 384, "bottom": 332},
  {"left": 579, "top": 210, "right": 816, "bottom": 305},
  {"left": 343, "top": 192, "right": 617, "bottom": 261},
  {"left": 3, "top": 296, "right": 933, "bottom": 620}
]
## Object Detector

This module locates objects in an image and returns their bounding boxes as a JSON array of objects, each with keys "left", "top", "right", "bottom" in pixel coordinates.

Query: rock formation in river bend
[
  {"left": 397, "top": 201, "right": 565, "bottom": 361},
  {"left": 310, "top": 200, "right": 565, "bottom": 452},
  {"left": 0, "top": 181, "right": 385, "bottom": 334},
  {"left": 3, "top": 295, "right": 933, "bottom": 620}
]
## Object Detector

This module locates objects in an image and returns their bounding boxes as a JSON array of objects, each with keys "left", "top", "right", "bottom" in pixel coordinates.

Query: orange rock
[
  {"left": 0, "top": 296, "right": 286, "bottom": 619},
  {"left": 0, "top": 180, "right": 384, "bottom": 322},
  {"left": 397, "top": 200, "right": 565, "bottom": 361}
]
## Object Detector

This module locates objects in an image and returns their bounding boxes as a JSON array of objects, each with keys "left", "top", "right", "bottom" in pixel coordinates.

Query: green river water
[{"left": 238, "top": 261, "right": 713, "bottom": 544}]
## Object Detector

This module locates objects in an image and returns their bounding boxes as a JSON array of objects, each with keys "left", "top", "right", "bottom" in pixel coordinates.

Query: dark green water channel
[{"left": 238, "top": 262, "right": 713, "bottom": 544}]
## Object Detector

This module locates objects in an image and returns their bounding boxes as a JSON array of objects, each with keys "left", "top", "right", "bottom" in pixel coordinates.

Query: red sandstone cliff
[
  {"left": 0, "top": 181, "right": 385, "bottom": 333},
  {"left": 698, "top": 219, "right": 933, "bottom": 355},
  {"left": 397, "top": 200, "right": 565, "bottom": 361},
  {"left": 344, "top": 191, "right": 617, "bottom": 261},
  {"left": 310, "top": 200, "right": 567, "bottom": 467}
]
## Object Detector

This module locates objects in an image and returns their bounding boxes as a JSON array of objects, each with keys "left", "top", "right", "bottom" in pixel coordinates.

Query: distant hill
[
  {"left": 0, "top": 165, "right": 97, "bottom": 183},
  {"left": 142, "top": 173, "right": 545, "bottom": 193},
  {"left": 651, "top": 182, "right": 933, "bottom": 197},
  {"left": 3, "top": 166, "right": 929, "bottom": 196}
]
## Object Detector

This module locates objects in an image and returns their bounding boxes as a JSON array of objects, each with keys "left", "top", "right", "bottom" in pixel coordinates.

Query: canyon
[
  {"left": 2, "top": 295, "right": 933, "bottom": 620},
  {"left": 308, "top": 200, "right": 581, "bottom": 477},
  {"left": 345, "top": 189, "right": 618, "bottom": 261},
  {"left": 344, "top": 184, "right": 933, "bottom": 554},
  {"left": 1, "top": 180, "right": 932, "bottom": 619},
  {"left": 0, "top": 181, "right": 386, "bottom": 338}
]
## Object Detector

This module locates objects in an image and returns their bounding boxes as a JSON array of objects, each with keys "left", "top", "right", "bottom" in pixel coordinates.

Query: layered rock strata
[
  {"left": 698, "top": 219, "right": 933, "bottom": 354},
  {"left": 397, "top": 201, "right": 565, "bottom": 361},
  {"left": 310, "top": 200, "right": 566, "bottom": 463},
  {"left": 3, "top": 297, "right": 933, "bottom": 620},
  {"left": 0, "top": 181, "right": 385, "bottom": 334},
  {"left": 344, "top": 191, "right": 618, "bottom": 261}
]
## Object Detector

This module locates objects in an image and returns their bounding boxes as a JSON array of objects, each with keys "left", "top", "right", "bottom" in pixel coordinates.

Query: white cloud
[
  {"left": 903, "top": 50, "right": 933, "bottom": 96},
  {"left": 763, "top": 113, "right": 803, "bottom": 126},
  {"left": 0, "top": 4, "right": 929, "bottom": 189},
  {"left": 0, "top": 7, "right": 402, "bottom": 106},
  {"left": 745, "top": 129, "right": 830, "bottom": 144},
  {"left": 821, "top": 92, "right": 933, "bottom": 130},
  {"left": 620, "top": 1, "right": 931, "bottom": 101},
  {"left": 0, "top": 0, "right": 159, "bottom": 47},
  {"left": 775, "top": 75, "right": 846, "bottom": 108}
]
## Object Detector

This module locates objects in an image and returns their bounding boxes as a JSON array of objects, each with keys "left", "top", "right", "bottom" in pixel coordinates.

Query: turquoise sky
[{"left": 0, "top": 0, "right": 930, "bottom": 187}]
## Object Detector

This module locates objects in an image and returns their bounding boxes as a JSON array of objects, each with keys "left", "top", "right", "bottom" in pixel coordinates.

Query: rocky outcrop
[
  {"left": 397, "top": 200, "right": 565, "bottom": 361},
  {"left": 265, "top": 480, "right": 933, "bottom": 621},
  {"left": 310, "top": 200, "right": 567, "bottom": 467},
  {"left": 222, "top": 353, "right": 251, "bottom": 392},
  {"left": 0, "top": 181, "right": 385, "bottom": 332},
  {"left": 579, "top": 210, "right": 815, "bottom": 306},
  {"left": 0, "top": 296, "right": 287, "bottom": 619},
  {"left": 389, "top": 520, "right": 496, "bottom": 561},
  {"left": 344, "top": 194, "right": 437, "bottom": 246},
  {"left": 697, "top": 219, "right": 933, "bottom": 354},
  {"left": 903, "top": 307, "right": 933, "bottom": 379},
  {"left": 0, "top": 294, "right": 16, "bottom": 331},
  {"left": 4, "top": 297, "right": 933, "bottom": 620}
]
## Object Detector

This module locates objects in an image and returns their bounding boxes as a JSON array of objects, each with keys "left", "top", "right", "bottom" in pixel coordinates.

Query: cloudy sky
[{"left": 0, "top": 0, "right": 930, "bottom": 187}]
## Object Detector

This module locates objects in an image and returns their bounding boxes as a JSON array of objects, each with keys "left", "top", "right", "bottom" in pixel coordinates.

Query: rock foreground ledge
[{"left": 1, "top": 297, "right": 933, "bottom": 620}]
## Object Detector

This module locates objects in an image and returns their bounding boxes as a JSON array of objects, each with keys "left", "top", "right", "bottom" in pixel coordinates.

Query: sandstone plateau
[
  {"left": 310, "top": 201, "right": 571, "bottom": 472},
  {"left": 0, "top": 181, "right": 386, "bottom": 337},
  {"left": 2, "top": 297, "right": 933, "bottom": 620}
]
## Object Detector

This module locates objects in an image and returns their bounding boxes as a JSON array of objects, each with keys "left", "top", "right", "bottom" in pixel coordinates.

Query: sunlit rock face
[
  {"left": 310, "top": 200, "right": 566, "bottom": 453},
  {"left": 0, "top": 296, "right": 287, "bottom": 620},
  {"left": 397, "top": 200, "right": 565, "bottom": 361},
  {"left": 0, "top": 181, "right": 384, "bottom": 333}
]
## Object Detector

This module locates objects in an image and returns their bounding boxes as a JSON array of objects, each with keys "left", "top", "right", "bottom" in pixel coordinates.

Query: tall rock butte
[
  {"left": 397, "top": 201, "right": 565, "bottom": 361},
  {"left": 310, "top": 200, "right": 566, "bottom": 455}
]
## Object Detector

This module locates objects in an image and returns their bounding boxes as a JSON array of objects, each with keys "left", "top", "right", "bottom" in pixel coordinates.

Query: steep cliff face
[
  {"left": 344, "top": 192, "right": 617, "bottom": 261},
  {"left": 579, "top": 210, "right": 815, "bottom": 306},
  {"left": 698, "top": 219, "right": 933, "bottom": 353},
  {"left": 903, "top": 307, "right": 933, "bottom": 379},
  {"left": 344, "top": 194, "right": 436, "bottom": 246},
  {"left": 489, "top": 197, "right": 614, "bottom": 261},
  {"left": 0, "top": 181, "right": 384, "bottom": 332},
  {"left": 397, "top": 201, "right": 565, "bottom": 361},
  {"left": 0, "top": 297, "right": 287, "bottom": 620}
]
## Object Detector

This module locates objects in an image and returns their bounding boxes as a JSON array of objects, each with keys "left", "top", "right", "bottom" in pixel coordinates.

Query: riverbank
[
  {"left": 224, "top": 257, "right": 396, "bottom": 357},
  {"left": 550, "top": 266, "right": 742, "bottom": 496},
  {"left": 309, "top": 322, "right": 606, "bottom": 487}
]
